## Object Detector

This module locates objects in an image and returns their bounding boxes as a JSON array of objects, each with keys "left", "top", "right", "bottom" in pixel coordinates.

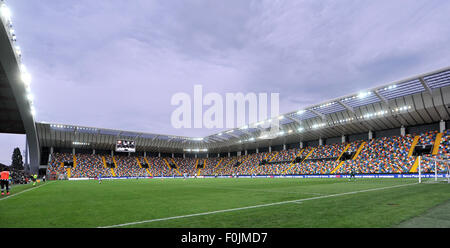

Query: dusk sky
[{"left": 1, "top": 0, "right": 450, "bottom": 165}]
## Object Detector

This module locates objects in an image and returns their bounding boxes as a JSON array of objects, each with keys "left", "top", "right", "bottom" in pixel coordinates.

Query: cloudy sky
[{"left": 1, "top": 0, "right": 450, "bottom": 164}]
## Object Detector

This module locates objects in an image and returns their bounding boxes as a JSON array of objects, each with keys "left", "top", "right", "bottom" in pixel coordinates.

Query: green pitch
[{"left": 1, "top": 178, "right": 449, "bottom": 228}]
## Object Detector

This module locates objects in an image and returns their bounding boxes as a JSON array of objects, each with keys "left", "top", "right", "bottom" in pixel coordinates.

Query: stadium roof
[
  {"left": 0, "top": 1, "right": 40, "bottom": 172},
  {"left": 37, "top": 66, "right": 450, "bottom": 154}
]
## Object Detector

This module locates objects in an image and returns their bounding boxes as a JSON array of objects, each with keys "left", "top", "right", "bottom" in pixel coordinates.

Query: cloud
[{"left": 7, "top": 0, "right": 450, "bottom": 139}]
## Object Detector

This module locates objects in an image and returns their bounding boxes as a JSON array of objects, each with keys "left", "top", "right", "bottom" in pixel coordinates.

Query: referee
[{"left": 1, "top": 168, "right": 10, "bottom": 196}]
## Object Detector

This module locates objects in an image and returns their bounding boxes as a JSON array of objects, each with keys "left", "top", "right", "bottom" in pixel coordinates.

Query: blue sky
[{"left": 1, "top": 0, "right": 449, "bottom": 164}]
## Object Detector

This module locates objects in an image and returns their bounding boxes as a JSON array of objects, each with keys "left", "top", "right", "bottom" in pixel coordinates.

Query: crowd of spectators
[
  {"left": 113, "top": 155, "right": 149, "bottom": 177},
  {"left": 70, "top": 154, "right": 112, "bottom": 178},
  {"left": 421, "top": 129, "right": 450, "bottom": 173},
  {"left": 44, "top": 129, "right": 448, "bottom": 178},
  {"left": 337, "top": 135, "right": 414, "bottom": 174}
]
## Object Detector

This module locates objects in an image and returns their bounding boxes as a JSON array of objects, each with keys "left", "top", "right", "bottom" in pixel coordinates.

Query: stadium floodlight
[
  {"left": 20, "top": 64, "right": 32, "bottom": 85},
  {"left": 288, "top": 130, "right": 293, "bottom": 133},
  {"left": 392, "top": 106, "right": 411, "bottom": 113},
  {"left": 384, "top": 85, "right": 397, "bottom": 91},
  {"left": 298, "top": 127, "right": 304, "bottom": 132},
  {"left": 297, "top": 110, "right": 305, "bottom": 115},
  {"left": 358, "top": 91, "right": 371, "bottom": 99},
  {"left": 14, "top": 45, "right": 21, "bottom": 56},
  {"left": 241, "top": 125, "right": 248, "bottom": 130},
  {"left": 30, "top": 106, "right": 36, "bottom": 116},
  {"left": 0, "top": 4, "right": 11, "bottom": 22},
  {"left": 278, "top": 116, "right": 284, "bottom": 120},
  {"left": 278, "top": 131, "right": 285, "bottom": 136},
  {"left": 26, "top": 93, "right": 33, "bottom": 101},
  {"left": 312, "top": 123, "right": 326, "bottom": 129},
  {"left": 73, "top": 141, "right": 90, "bottom": 146}
]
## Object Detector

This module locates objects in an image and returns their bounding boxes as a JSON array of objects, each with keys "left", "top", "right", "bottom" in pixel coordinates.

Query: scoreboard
[{"left": 115, "top": 140, "right": 136, "bottom": 152}]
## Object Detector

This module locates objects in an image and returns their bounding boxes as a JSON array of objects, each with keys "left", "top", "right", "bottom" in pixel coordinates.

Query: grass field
[{"left": 1, "top": 178, "right": 449, "bottom": 228}]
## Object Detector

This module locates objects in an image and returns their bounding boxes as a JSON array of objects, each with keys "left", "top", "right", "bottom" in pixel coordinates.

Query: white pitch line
[
  {"left": 185, "top": 184, "right": 325, "bottom": 196},
  {"left": 0, "top": 181, "right": 55, "bottom": 202},
  {"left": 98, "top": 182, "right": 418, "bottom": 228}
]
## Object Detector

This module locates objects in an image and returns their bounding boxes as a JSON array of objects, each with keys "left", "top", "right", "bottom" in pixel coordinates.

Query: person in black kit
[{"left": 349, "top": 167, "right": 356, "bottom": 181}]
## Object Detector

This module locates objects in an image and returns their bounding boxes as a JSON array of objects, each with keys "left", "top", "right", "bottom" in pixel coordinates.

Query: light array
[
  {"left": 312, "top": 102, "right": 335, "bottom": 110},
  {"left": 361, "top": 110, "right": 389, "bottom": 119},
  {"left": 381, "top": 85, "right": 397, "bottom": 91},
  {"left": 78, "top": 127, "right": 97, "bottom": 131},
  {"left": 357, "top": 91, "right": 372, "bottom": 99},
  {"left": 72, "top": 141, "right": 90, "bottom": 146},
  {"left": 0, "top": 1, "right": 35, "bottom": 117},
  {"left": 334, "top": 118, "right": 354, "bottom": 124},
  {"left": 392, "top": 106, "right": 411, "bottom": 113},
  {"left": 183, "top": 148, "right": 208, "bottom": 152},
  {"left": 312, "top": 123, "right": 326, "bottom": 129},
  {"left": 51, "top": 124, "right": 75, "bottom": 129}
]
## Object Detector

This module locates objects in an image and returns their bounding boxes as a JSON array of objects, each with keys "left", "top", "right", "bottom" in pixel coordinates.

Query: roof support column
[
  {"left": 400, "top": 126, "right": 406, "bottom": 137},
  {"left": 368, "top": 130, "right": 373, "bottom": 140},
  {"left": 341, "top": 135, "right": 346, "bottom": 144},
  {"left": 440, "top": 120, "right": 446, "bottom": 133}
]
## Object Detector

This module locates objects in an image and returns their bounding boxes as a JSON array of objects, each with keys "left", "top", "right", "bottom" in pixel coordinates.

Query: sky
[{"left": 1, "top": 0, "right": 450, "bottom": 164}]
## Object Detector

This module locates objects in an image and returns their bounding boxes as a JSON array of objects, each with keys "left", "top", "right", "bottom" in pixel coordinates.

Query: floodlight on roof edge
[{"left": 1, "top": 1, "right": 36, "bottom": 117}]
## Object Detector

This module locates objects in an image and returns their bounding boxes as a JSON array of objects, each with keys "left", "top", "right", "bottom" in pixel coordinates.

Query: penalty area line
[{"left": 98, "top": 182, "right": 418, "bottom": 228}]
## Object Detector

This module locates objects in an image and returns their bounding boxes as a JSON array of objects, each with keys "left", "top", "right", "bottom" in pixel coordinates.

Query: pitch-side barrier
[{"left": 67, "top": 173, "right": 447, "bottom": 181}]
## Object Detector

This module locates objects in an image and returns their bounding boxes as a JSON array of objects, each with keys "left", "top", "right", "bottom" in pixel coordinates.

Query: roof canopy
[{"left": 37, "top": 67, "right": 450, "bottom": 153}]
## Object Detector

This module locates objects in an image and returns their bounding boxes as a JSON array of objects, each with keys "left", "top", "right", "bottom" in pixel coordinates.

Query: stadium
[{"left": 1, "top": 0, "right": 450, "bottom": 231}]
